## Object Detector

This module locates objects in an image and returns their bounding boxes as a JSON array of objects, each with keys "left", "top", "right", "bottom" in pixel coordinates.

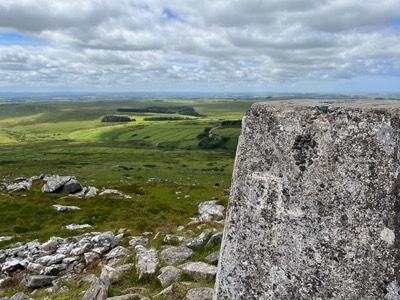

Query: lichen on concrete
[{"left": 214, "top": 100, "right": 400, "bottom": 300}]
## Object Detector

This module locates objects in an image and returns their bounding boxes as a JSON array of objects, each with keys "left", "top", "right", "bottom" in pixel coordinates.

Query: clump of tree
[
  {"left": 101, "top": 115, "right": 134, "bottom": 123},
  {"left": 197, "top": 127, "right": 229, "bottom": 149},
  {"left": 220, "top": 120, "right": 242, "bottom": 127},
  {"left": 143, "top": 116, "right": 189, "bottom": 121},
  {"left": 117, "top": 106, "right": 204, "bottom": 117}
]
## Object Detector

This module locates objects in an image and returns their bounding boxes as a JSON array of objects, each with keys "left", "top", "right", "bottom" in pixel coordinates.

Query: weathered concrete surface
[{"left": 215, "top": 100, "right": 400, "bottom": 300}]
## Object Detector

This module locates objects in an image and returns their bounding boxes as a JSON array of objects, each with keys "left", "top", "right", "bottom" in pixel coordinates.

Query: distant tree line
[
  {"left": 101, "top": 115, "right": 134, "bottom": 123},
  {"left": 117, "top": 106, "right": 203, "bottom": 117},
  {"left": 220, "top": 120, "right": 242, "bottom": 127},
  {"left": 144, "top": 116, "right": 191, "bottom": 121}
]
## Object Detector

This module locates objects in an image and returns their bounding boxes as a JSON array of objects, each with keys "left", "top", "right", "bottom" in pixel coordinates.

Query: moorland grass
[{"left": 0, "top": 97, "right": 258, "bottom": 248}]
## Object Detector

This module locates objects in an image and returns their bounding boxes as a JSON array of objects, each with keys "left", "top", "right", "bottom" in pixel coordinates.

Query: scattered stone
[
  {"left": 158, "top": 266, "right": 182, "bottom": 287},
  {"left": 163, "top": 234, "right": 187, "bottom": 244},
  {"left": 6, "top": 179, "right": 32, "bottom": 192},
  {"left": 186, "top": 287, "right": 214, "bottom": 300},
  {"left": 0, "top": 236, "right": 13, "bottom": 242},
  {"left": 36, "top": 254, "right": 66, "bottom": 266},
  {"left": 9, "top": 292, "right": 31, "bottom": 300},
  {"left": 86, "top": 186, "right": 99, "bottom": 197},
  {"left": 105, "top": 246, "right": 131, "bottom": 260},
  {"left": 42, "top": 175, "right": 82, "bottom": 194},
  {"left": 53, "top": 204, "right": 81, "bottom": 212},
  {"left": 84, "top": 251, "right": 101, "bottom": 265},
  {"left": 91, "top": 231, "right": 118, "bottom": 254},
  {"left": 99, "top": 189, "right": 132, "bottom": 199},
  {"left": 160, "top": 246, "right": 194, "bottom": 265},
  {"left": 198, "top": 201, "right": 224, "bottom": 222},
  {"left": 2, "top": 258, "right": 27, "bottom": 273},
  {"left": 176, "top": 225, "right": 185, "bottom": 232},
  {"left": 82, "top": 277, "right": 109, "bottom": 300},
  {"left": 41, "top": 236, "right": 64, "bottom": 251},
  {"left": 205, "top": 232, "right": 223, "bottom": 249},
  {"left": 185, "top": 229, "right": 212, "bottom": 248},
  {"left": 106, "top": 295, "right": 147, "bottom": 300},
  {"left": 180, "top": 262, "right": 217, "bottom": 281},
  {"left": 128, "top": 236, "right": 149, "bottom": 248},
  {"left": 0, "top": 276, "right": 10, "bottom": 288},
  {"left": 204, "top": 251, "right": 219, "bottom": 264},
  {"left": 22, "top": 275, "right": 57, "bottom": 288},
  {"left": 65, "top": 224, "right": 93, "bottom": 230},
  {"left": 155, "top": 283, "right": 188, "bottom": 298},
  {"left": 135, "top": 248, "right": 159, "bottom": 279}
]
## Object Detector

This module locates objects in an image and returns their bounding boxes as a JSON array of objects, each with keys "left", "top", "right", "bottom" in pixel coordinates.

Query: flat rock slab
[
  {"left": 160, "top": 246, "right": 193, "bottom": 265},
  {"left": 22, "top": 275, "right": 57, "bottom": 288},
  {"left": 215, "top": 100, "right": 400, "bottom": 299},
  {"left": 181, "top": 262, "right": 217, "bottom": 281},
  {"left": 186, "top": 287, "right": 214, "bottom": 300}
]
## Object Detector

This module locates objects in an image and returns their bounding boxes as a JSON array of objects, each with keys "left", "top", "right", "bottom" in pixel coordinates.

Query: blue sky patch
[
  {"left": 388, "top": 17, "right": 400, "bottom": 28},
  {"left": 0, "top": 32, "right": 44, "bottom": 46},
  {"left": 162, "top": 8, "right": 179, "bottom": 21}
]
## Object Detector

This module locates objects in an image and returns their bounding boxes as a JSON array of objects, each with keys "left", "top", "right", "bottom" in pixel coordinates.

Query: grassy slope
[{"left": 0, "top": 98, "right": 256, "bottom": 247}]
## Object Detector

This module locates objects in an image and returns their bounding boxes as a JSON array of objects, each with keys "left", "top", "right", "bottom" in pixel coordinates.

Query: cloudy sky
[{"left": 0, "top": 0, "right": 399, "bottom": 94}]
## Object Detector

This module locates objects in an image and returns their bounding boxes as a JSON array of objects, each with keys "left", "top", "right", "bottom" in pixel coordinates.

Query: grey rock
[
  {"left": 185, "top": 229, "right": 212, "bottom": 248},
  {"left": 99, "top": 189, "right": 132, "bottom": 199},
  {"left": 26, "top": 262, "right": 43, "bottom": 273},
  {"left": 106, "top": 295, "right": 146, "bottom": 300},
  {"left": 155, "top": 283, "right": 188, "bottom": 298},
  {"left": 65, "top": 223, "right": 92, "bottom": 230},
  {"left": 204, "top": 251, "right": 220, "bottom": 264},
  {"left": 42, "top": 175, "right": 81, "bottom": 193},
  {"left": 91, "top": 231, "right": 118, "bottom": 254},
  {"left": 9, "top": 292, "right": 31, "bottom": 300},
  {"left": 215, "top": 100, "right": 400, "bottom": 299},
  {"left": 84, "top": 251, "right": 101, "bottom": 264},
  {"left": 40, "top": 264, "right": 67, "bottom": 275},
  {"left": 157, "top": 266, "right": 182, "bottom": 287},
  {"left": 6, "top": 179, "right": 32, "bottom": 192},
  {"left": 135, "top": 248, "right": 159, "bottom": 279},
  {"left": 41, "top": 236, "right": 64, "bottom": 252},
  {"left": 198, "top": 201, "right": 224, "bottom": 222},
  {"left": 205, "top": 232, "right": 223, "bottom": 248},
  {"left": 82, "top": 277, "right": 109, "bottom": 300},
  {"left": 128, "top": 236, "right": 149, "bottom": 248},
  {"left": 35, "top": 253, "right": 65, "bottom": 266},
  {"left": 105, "top": 246, "right": 131, "bottom": 260},
  {"left": 70, "top": 240, "right": 92, "bottom": 256},
  {"left": 52, "top": 204, "right": 81, "bottom": 212},
  {"left": 23, "top": 275, "right": 57, "bottom": 288},
  {"left": 0, "top": 276, "right": 10, "bottom": 288},
  {"left": 163, "top": 234, "right": 187, "bottom": 244},
  {"left": 2, "top": 258, "right": 27, "bottom": 273},
  {"left": 86, "top": 186, "right": 99, "bottom": 197},
  {"left": 0, "top": 236, "right": 13, "bottom": 242},
  {"left": 160, "top": 246, "right": 194, "bottom": 265},
  {"left": 186, "top": 287, "right": 214, "bottom": 300},
  {"left": 180, "top": 262, "right": 217, "bottom": 281}
]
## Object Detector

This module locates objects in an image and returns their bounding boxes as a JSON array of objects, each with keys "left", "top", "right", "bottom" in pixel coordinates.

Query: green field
[{"left": 0, "top": 97, "right": 259, "bottom": 247}]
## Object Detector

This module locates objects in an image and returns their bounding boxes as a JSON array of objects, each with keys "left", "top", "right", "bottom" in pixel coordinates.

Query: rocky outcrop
[
  {"left": 215, "top": 100, "right": 400, "bottom": 299},
  {"left": 0, "top": 174, "right": 129, "bottom": 198},
  {"left": 1, "top": 200, "right": 224, "bottom": 299}
]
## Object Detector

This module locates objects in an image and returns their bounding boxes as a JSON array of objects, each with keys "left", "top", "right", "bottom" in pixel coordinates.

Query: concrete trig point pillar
[{"left": 214, "top": 100, "right": 400, "bottom": 300}]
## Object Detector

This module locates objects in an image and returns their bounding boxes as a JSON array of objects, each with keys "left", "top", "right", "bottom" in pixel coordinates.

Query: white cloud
[{"left": 0, "top": 0, "right": 399, "bottom": 92}]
